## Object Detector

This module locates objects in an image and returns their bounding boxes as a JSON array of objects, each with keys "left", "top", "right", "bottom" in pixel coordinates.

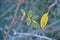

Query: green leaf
[
  {"left": 21, "top": 9, "right": 26, "bottom": 16},
  {"left": 32, "top": 20, "right": 40, "bottom": 29},
  {"left": 26, "top": 18, "right": 31, "bottom": 26},
  {"left": 32, "top": 16, "right": 39, "bottom": 20},
  {"left": 27, "top": 10, "right": 33, "bottom": 17}
]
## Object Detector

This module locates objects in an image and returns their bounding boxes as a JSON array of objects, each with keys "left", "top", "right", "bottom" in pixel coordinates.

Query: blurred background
[{"left": 0, "top": 0, "right": 60, "bottom": 40}]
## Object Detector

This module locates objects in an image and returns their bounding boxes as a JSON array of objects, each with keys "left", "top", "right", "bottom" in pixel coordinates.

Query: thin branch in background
[
  {"left": 4, "top": 0, "right": 24, "bottom": 40},
  {"left": 45, "top": 19, "right": 60, "bottom": 30},
  {"left": 48, "top": 0, "right": 57, "bottom": 10},
  {"left": 56, "top": 0, "right": 60, "bottom": 15},
  {"left": 0, "top": 4, "right": 16, "bottom": 18},
  {"left": 48, "top": 27, "right": 60, "bottom": 33},
  {"left": 48, "top": 2, "right": 56, "bottom": 9},
  {"left": 13, "top": 31, "right": 52, "bottom": 40},
  {"left": 32, "top": 20, "right": 60, "bottom": 34}
]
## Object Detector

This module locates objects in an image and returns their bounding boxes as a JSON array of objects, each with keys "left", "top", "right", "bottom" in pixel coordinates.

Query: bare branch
[
  {"left": 13, "top": 31, "right": 52, "bottom": 40},
  {"left": 48, "top": 0, "right": 57, "bottom": 10},
  {"left": 4, "top": 0, "right": 24, "bottom": 40}
]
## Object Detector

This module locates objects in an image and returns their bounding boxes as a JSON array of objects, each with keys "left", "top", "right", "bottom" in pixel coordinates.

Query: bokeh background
[{"left": 0, "top": 0, "right": 60, "bottom": 40}]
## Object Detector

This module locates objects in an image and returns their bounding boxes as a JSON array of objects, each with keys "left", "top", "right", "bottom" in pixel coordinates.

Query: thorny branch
[{"left": 4, "top": 0, "right": 24, "bottom": 40}]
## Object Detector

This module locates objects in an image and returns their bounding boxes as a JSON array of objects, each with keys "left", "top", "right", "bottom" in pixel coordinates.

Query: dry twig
[{"left": 4, "top": 0, "right": 24, "bottom": 40}]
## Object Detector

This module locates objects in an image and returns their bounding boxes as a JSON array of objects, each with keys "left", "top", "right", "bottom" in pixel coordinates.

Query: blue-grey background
[{"left": 0, "top": 0, "right": 60, "bottom": 40}]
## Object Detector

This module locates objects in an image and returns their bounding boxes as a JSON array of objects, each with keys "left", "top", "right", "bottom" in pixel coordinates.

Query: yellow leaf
[{"left": 40, "top": 12, "right": 48, "bottom": 29}]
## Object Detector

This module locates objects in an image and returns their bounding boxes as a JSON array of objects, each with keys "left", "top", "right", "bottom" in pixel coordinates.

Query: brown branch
[{"left": 4, "top": 0, "right": 24, "bottom": 40}]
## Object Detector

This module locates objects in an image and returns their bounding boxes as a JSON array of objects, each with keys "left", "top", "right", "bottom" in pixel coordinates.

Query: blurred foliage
[{"left": 0, "top": 0, "right": 60, "bottom": 40}]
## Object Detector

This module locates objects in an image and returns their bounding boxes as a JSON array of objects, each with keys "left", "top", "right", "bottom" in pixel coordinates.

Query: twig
[
  {"left": 48, "top": 2, "right": 56, "bottom": 9},
  {"left": 48, "top": 0, "right": 57, "bottom": 10},
  {"left": 13, "top": 31, "right": 52, "bottom": 40},
  {"left": 4, "top": 0, "right": 24, "bottom": 40}
]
